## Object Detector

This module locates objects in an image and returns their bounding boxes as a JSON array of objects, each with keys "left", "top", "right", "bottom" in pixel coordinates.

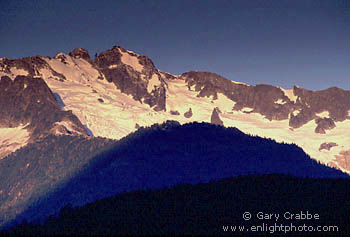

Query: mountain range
[
  {"left": 1, "top": 45, "right": 349, "bottom": 174},
  {"left": 1, "top": 45, "right": 350, "bottom": 230}
]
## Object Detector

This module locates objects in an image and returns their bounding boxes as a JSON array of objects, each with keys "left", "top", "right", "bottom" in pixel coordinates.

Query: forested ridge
[
  {"left": 4, "top": 174, "right": 350, "bottom": 235},
  {"left": 1, "top": 121, "right": 348, "bottom": 231}
]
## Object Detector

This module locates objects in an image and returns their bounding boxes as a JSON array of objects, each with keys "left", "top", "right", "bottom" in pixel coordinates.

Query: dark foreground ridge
[
  {"left": 4, "top": 174, "right": 350, "bottom": 235},
  {"left": 0, "top": 135, "right": 115, "bottom": 227},
  {"left": 1, "top": 121, "right": 347, "bottom": 229}
]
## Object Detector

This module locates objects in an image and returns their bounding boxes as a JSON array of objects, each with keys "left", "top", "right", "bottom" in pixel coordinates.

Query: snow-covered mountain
[{"left": 1, "top": 45, "right": 350, "bottom": 173}]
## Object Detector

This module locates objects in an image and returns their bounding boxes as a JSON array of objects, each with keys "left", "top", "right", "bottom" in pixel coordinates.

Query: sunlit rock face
[
  {"left": 1, "top": 45, "right": 350, "bottom": 174},
  {"left": 211, "top": 108, "right": 223, "bottom": 126},
  {"left": 0, "top": 75, "right": 87, "bottom": 158},
  {"left": 69, "top": 48, "right": 91, "bottom": 61},
  {"left": 94, "top": 46, "right": 167, "bottom": 111}
]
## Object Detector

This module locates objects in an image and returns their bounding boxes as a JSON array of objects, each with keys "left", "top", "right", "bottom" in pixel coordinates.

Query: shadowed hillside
[
  {"left": 0, "top": 135, "right": 115, "bottom": 227},
  {"left": 3, "top": 121, "right": 347, "bottom": 228},
  {"left": 4, "top": 174, "right": 350, "bottom": 235}
]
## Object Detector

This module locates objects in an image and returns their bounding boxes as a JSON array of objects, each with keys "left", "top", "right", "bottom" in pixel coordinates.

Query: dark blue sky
[{"left": 1, "top": 0, "right": 350, "bottom": 90}]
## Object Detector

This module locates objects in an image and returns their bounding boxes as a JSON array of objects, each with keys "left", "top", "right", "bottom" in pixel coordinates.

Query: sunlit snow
[
  {"left": 0, "top": 124, "right": 30, "bottom": 159},
  {"left": 241, "top": 107, "right": 254, "bottom": 113},
  {"left": 281, "top": 88, "right": 298, "bottom": 103},
  {"left": 275, "top": 99, "right": 287, "bottom": 105},
  {"left": 2, "top": 51, "right": 350, "bottom": 173},
  {"left": 10, "top": 67, "right": 29, "bottom": 77},
  {"left": 316, "top": 111, "right": 330, "bottom": 118},
  {"left": 119, "top": 49, "right": 143, "bottom": 73},
  {"left": 147, "top": 74, "right": 161, "bottom": 93}
]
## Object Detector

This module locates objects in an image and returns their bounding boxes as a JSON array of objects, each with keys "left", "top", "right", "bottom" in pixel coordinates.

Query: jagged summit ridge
[
  {"left": 69, "top": 48, "right": 91, "bottom": 60},
  {"left": 94, "top": 45, "right": 167, "bottom": 111},
  {"left": 1, "top": 45, "right": 350, "bottom": 174}
]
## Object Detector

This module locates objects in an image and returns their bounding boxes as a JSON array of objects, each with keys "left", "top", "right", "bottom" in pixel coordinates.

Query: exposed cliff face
[
  {"left": 319, "top": 142, "right": 338, "bottom": 151},
  {"left": 181, "top": 71, "right": 294, "bottom": 121},
  {"left": 94, "top": 46, "right": 167, "bottom": 111},
  {"left": 68, "top": 48, "right": 91, "bottom": 61},
  {"left": 181, "top": 71, "right": 350, "bottom": 131},
  {"left": 0, "top": 56, "right": 66, "bottom": 81},
  {"left": 290, "top": 86, "right": 350, "bottom": 128},
  {"left": 211, "top": 108, "right": 223, "bottom": 126},
  {"left": 0, "top": 75, "right": 88, "bottom": 158},
  {"left": 0, "top": 74, "right": 87, "bottom": 136}
]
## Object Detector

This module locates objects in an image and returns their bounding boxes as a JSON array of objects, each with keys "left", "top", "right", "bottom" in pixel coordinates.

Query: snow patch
[
  {"left": 147, "top": 74, "right": 161, "bottom": 93},
  {"left": 119, "top": 49, "right": 143, "bottom": 73},
  {"left": 275, "top": 99, "right": 286, "bottom": 105},
  {"left": 292, "top": 109, "right": 301, "bottom": 116},
  {"left": 0, "top": 124, "right": 30, "bottom": 159},
  {"left": 316, "top": 111, "right": 330, "bottom": 118},
  {"left": 38, "top": 68, "right": 58, "bottom": 80},
  {"left": 126, "top": 49, "right": 137, "bottom": 54},
  {"left": 220, "top": 110, "right": 350, "bottom": 173},
  {"left": 281, "top": 88, "right": 298, "bottom": 103},
  {"left": 241, "top": 107, "right": 254, "bottom": 113},
  {"left": 55, "top": 52, "right": 66, "bottom": 58},
  {"left": 41, "top": 67, "right": 157, "bottom": 139},
  {"left": 159, "top": 70, "right": 179, "bottom": 79},
  {"left": 42, "top": 55, "right": 106, "bottom": 87},
  {"left": 165, "top": 78, "right": 235, "bottom": 123},
  {"left": 108, "top": 64, "right": 118, "bottom": 69},
  {"left": 10, "top": 67, "right": 29, "bottom": 77},
  {"left": 231, "top": 80, "right": 247, "bottom": 86}
]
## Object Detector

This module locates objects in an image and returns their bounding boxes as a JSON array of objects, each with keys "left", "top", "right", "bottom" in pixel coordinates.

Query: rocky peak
[
  {"left": 181, "top": 70, "right": 350, "bottom": 132},
  {"left": 94, "top": 46, "right": 123, "bottom": 68},
  {"left": 182, "top": 71, "right": 240, "bottom": 100},
  {"left": 95, "top": 46, "right": 157, "bottom": 74},
  {"left": 69, "top": 48, "right": 91, "bottom": 61},
  {"left": 0, "top": 55, "right": 68, "bottom": 84},
  {"left": 290, "top": 86, "right": 350, "bottom": 129},
  {"left": 0, "top": 57, "right": 33, "bottom": 76},
  {"left": 54, "top": 53, "right": 70, "bottom": 64},
  {"left": 211, "top": 107, "right": 224, "bottom": 126},
  {"left": 93, "top": 46, "right": 166, "bottom": 111}
]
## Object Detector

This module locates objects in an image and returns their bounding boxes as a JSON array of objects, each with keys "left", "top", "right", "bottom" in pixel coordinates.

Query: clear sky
[{"left": 1, "top": 0, "right": 350, "bottom": 90}]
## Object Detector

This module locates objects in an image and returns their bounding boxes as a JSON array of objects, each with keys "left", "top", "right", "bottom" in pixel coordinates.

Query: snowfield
[{"left": 1, "top": 50, "right": 350, "bottom": 174}]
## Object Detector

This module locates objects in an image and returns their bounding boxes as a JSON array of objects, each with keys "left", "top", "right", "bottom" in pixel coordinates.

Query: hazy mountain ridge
[
  {"left": 2, "top": 121, "right": 347, "bottom": 228},
  {"left": 1, "top": 45, "right": 350, "bottom": 173}
]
